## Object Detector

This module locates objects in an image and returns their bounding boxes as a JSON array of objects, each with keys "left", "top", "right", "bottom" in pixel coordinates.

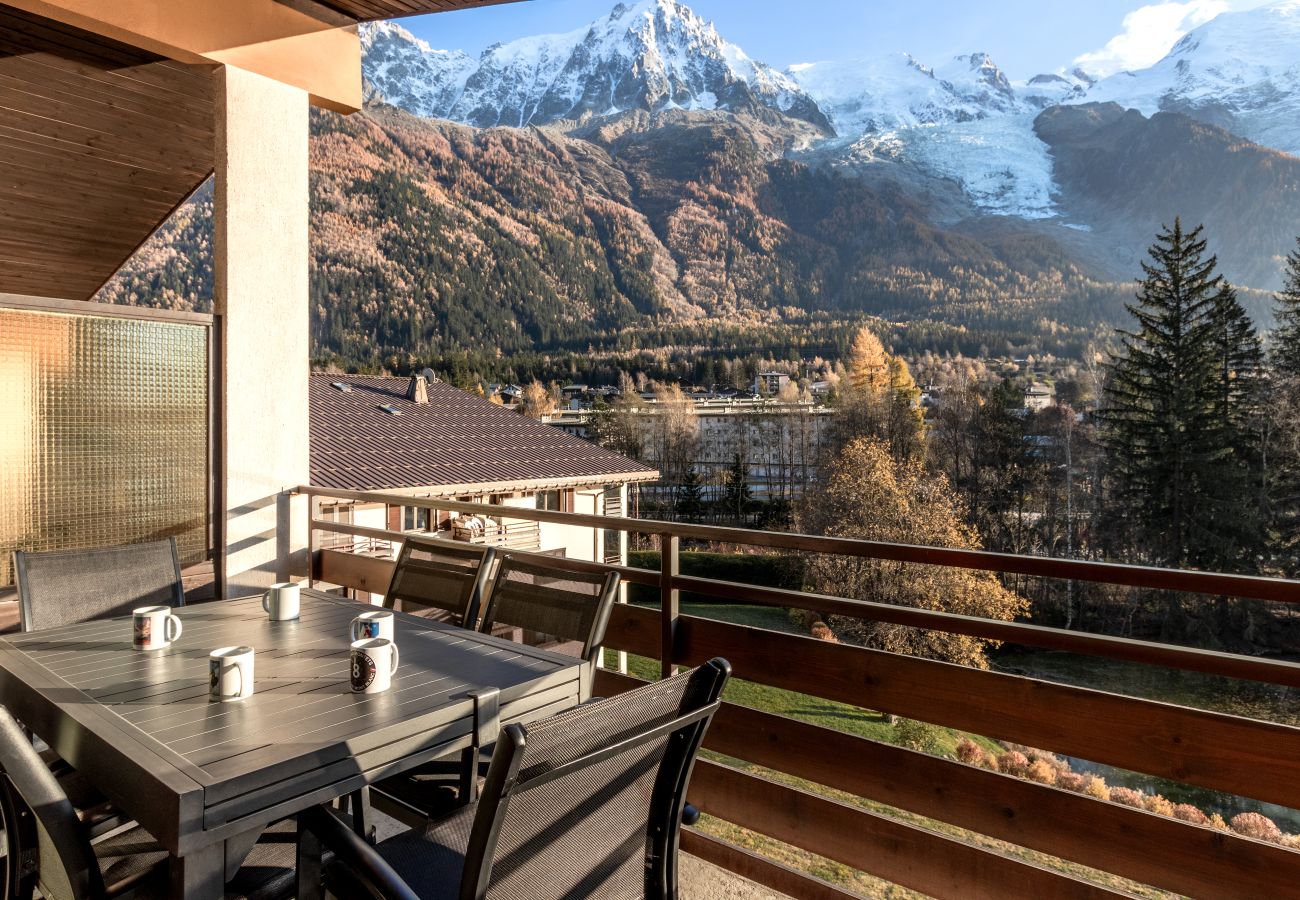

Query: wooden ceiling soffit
[
  {"left": 5, "top": 1, "right": 361, "bottom": 112},
  {"left": 0, "top": 6, "right": 214, "bottom": 301},
  {"left": 306, "top": 0, "right": 523, "bottom": 24}
]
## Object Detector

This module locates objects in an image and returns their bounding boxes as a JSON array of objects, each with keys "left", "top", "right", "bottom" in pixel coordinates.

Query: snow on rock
[
  {"left": 1082, "top": 0, "right": 1300, "bottom": 155},
  {"left": 361, "top": 0, "right": 826, "bottom": 128}
]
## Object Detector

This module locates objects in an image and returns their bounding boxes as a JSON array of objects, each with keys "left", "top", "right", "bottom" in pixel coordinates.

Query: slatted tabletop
[{"left": 0, "top": 590, "right": 585, "bottom": 861}]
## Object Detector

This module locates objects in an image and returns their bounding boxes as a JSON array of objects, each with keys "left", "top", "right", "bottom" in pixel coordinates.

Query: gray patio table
[{"left": 0, "top": 589, "right": 588, "bottom": 898}]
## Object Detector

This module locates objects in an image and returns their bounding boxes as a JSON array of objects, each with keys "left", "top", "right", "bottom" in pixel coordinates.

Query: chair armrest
[{"left": 298, "top": 806, "right": 421, "bottom": 900}]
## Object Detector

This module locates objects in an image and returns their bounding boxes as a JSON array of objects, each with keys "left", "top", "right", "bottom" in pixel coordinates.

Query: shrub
[
  {"left": 955, "top": 738, "right": 986, "bottom": 767},
  {"left": 809, "top": 620, "right": 838, "bottom": 642},
  {"left": 1230, "top": 812, "right": 1284, "bottom": 844},
  {"left": 1026, "top": 759, "right": 1058, "bottom": 786},
  {"left": 1109, "top": 787, "right": 1145, "bottom": 808},
  {"left": 893, "top": 718, "right": 942, "bottom": 755},
  {"left": 1084, "top": 776, "right": 1109, "bottom": 800},
  {"left": 1172, "top": 804, "right": 1210, "bottom": 825},
  {"left": 1142, "top": 794, "right": 1175, "bottom": 816},
  {"left": 1056, "top": 772, "right": 1087, "bottom": 793},
  {"left": 996, "top": 751, "right": 1031, "bottom": 778},
  {"left": 1209, "top": 813, "right": 1230, "bottom": 831}
]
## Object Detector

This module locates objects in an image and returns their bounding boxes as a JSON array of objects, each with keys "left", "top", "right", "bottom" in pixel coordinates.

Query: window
[
  {"left": 403, "top": 506, "right": 430, "bottom": 531},
  {"left": 536, "top": 490, "right": 561, "bottom": 511}
]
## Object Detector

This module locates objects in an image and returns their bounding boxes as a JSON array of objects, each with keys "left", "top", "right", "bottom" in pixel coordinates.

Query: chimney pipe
[{"left": 408, "top": 375, "right": 429, "bottom": 405}]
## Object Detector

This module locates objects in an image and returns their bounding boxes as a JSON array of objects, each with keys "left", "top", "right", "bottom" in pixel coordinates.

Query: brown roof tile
[{"left": 309, "top": 375, "right": 657, "bottom": 493}]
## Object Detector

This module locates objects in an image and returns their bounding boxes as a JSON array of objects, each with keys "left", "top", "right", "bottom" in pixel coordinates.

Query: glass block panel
[{"left": 0, "top": 308, "right": 209, "bottom": 587}]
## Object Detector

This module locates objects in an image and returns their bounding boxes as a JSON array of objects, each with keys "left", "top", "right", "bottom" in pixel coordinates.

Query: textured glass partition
[{"left": 0, "top": 302, "right": 210, "bottom": 587}]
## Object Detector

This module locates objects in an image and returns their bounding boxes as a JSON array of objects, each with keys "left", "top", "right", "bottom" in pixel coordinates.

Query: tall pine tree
[
  {"left": 1102, "top": 219, "right": 1261, "bottom": 570},
  {"left": 1266, "top": 238, "right": 1300, "bottom": 571},
  {"left": 1270, "top": 239, "right": 1300, "bottom": 378}
]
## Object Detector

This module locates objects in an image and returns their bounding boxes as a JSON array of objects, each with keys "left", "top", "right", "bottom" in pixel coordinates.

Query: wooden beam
[
  {"left": 674, "top": 614, "right": 1300, "bottom": 811},
  {"left": 680, "top": 830, "right": 862, "bottom": 900},
  {"left": 690, "top": 761, "right": 1130, "bottom": 900},
  {"left": 4, "top": 0, "right": 361, "bottom": 112}
]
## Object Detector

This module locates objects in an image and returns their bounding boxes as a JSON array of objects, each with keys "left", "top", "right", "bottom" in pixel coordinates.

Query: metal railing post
[
  {"left": 660, "top": 533, "right": 679, "bottom": 679},
  {"left": 305, "top": 490, "right": 316, "bottom": 589}
]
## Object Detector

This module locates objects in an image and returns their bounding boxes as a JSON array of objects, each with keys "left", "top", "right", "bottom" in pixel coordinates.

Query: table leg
[
  {"left": 224, "top": 825, "right": 263, "bottom": 880},
  {"left": 168, "top": 842, "right": 224, "bottom": 900}
]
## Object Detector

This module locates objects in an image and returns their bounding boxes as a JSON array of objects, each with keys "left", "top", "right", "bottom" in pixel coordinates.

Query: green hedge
[{"left": 626, "top": 550, "right": 805, "bottom": 605}]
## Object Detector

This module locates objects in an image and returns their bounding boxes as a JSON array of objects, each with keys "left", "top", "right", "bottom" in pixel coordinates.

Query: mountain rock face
[
  {"left": 1086, "top": 0, "right": 1300, "bottom": 155},
  {"left": 361, "top": 0, "right": 828, "bottom": 130},
  {"left": 1035, "top": 102, "right": 1300, "bottom": 289}
]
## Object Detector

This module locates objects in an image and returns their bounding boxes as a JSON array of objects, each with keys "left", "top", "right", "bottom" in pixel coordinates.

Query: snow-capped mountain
[
  {"left": 1084, "top": 0, "right": 1300, "bottom": 155},
  {"left": 787, "top": 53, "right": 1089, "bottom": 218},
  {"left": 361, "top": 0, "right": 827, "bottom": 129},
  {"left": 360, "top": 0, "right": 1300, "bottom": 225}
]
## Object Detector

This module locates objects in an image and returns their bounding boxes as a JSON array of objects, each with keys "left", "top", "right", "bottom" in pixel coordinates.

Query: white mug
[
  {"left": 263, "top": 582, "right": 301, "bottom": 621},
  {"left": 132, "top": 606, "right": 182, "bottom": 650},
  {"left": 350, "top": 609, "right": 394, "bottom": 643},
  {"left": 209, "top": 646, "right": 255, "bottom": 702},
  {"left": 350, "top": 638, "right": 399, "bottom": 694}
]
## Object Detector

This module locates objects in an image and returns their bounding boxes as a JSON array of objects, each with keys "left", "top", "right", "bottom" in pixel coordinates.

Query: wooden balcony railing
[{"left": 294, "top": 485, "right": 1300, "bottom": 900}]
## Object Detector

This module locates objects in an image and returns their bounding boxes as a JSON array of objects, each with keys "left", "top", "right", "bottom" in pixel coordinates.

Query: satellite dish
[{"left": 421, "top": 367, "right": 438, "bottom": 384}]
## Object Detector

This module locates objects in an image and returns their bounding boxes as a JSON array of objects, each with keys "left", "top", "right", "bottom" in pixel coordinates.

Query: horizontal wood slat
[
  {"left": 679, "top": 830, "right": 862, "bottom": 900},
  {"left": 674, "top": 615, "right": 1300, "bottom": 811},
  {"left": 707, "top": 701, "right": 1300, "bottom": 899},
  {"left": 594, "top": 667, "right": 1298, "bottom": 899},
  {"left": 676, "top": 574, "right": 1300, "bottom": 688},
  {"left": 316, "top": 549, "right": 394, "bottom": 595},
  {"left": 690, "top": 761, "right": 1130, "bottom": 900}
]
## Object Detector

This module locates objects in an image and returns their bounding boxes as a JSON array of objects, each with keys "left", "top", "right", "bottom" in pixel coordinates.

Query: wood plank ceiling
[
  {"left": 309, "top": 0, "right": 522, "bottom": 22},
  {"left": 0, "top": 6, "right": 214, "bottom": 300}
]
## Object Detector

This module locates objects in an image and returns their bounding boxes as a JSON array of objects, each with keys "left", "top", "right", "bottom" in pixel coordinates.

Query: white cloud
[{"left": 1073, "top": 1, "right": 1230, "bottom": 77}]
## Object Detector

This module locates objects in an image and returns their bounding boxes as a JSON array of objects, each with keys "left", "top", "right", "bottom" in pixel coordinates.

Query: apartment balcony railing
[{"left": 294, "top": 485, "right": 1300, "bottom": 900}]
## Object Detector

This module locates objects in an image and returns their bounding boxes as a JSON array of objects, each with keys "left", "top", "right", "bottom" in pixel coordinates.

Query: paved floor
[{"left": 680, "top": 854, "right": 792, "bottom": 898}]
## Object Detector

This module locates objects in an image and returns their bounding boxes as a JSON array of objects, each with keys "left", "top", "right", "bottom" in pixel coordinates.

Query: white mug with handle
[
  {"left": 133, "top": 606, "right": 182, "bottom": 650},
  {"left": 350, "top": 609, "right": 394, "bottom": 642},
  {"left": 263, "top": 582, "right": 300, "bottom": 621},
  {"left": 209, "top": 646, "right": 255, "bottom": 702},
  {"left": 350, "top": 638, "right": 399, "bottom": 694}
]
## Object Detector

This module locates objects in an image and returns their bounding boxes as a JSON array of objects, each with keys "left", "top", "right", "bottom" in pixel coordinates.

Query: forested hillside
[{"left": 99, "top": 104, "right": 1131, "bottom": 367}]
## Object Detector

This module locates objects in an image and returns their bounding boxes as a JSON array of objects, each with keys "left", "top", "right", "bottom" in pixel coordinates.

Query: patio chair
[
  {"left": 383, "top": 537, "right": 495, "bottom": 629},
  {"left": 370, "top": 554, "right": 620, "bottom": 822},
  {"left": 14, "top": 538, "right": 184, "bottom": 633},
  {"left": 477, "top": 553, "right": 620, "bottom": 663},
  {"left": 297, "top": 658, "right": 731, "bottom": 900},
  {"left": 0, "top": 704, "right": 297, "bottom": 900}
]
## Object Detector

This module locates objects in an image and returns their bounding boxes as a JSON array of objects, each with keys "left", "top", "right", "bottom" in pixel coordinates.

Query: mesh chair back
[
  {"left": 0, "top": 705, "right": 103, "bottom": 900},
  {"left": 385, "top": 538, "right": 495, "bottom": 628},
  {"left": 461, "top": 659, "right": 730, "bottom": 900},
  {"left": 478, "top": 555, "right": 619, "bottom": 662},
  {"left": 14, "top": 538, "right": 184, "bottom": 633}
]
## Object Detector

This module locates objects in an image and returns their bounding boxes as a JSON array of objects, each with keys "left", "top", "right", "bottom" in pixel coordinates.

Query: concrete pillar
[{"left": 213, "top": 65, "right": 309, "bottom": 598}]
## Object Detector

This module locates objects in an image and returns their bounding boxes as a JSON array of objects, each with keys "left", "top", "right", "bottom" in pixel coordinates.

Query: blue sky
[{"left": 398, "top": 0, "right": 1267, "bottom": 80}]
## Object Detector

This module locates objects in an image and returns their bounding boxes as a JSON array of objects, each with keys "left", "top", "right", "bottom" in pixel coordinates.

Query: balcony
[{"left": 300, "top": 485, "right": 1300, "bottom": 899}]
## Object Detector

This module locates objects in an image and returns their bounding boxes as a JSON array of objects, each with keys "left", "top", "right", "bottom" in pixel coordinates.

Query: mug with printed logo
[
  {"left": 209, "top": 646, "right": 255, "bottom": 702},
  {"left": 350, "top": 638, "right": 399, "bottom": 694},
  {"left": 132, "top": 606, "right": 182, "bottom": 650},
  {"left": 350, "top": 609, "right": 394, "bottom": 643}
]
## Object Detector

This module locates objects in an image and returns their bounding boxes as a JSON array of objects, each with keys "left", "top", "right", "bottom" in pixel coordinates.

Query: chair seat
[{"left": 369, "top": 804, "right": 476, "bottom": 897}]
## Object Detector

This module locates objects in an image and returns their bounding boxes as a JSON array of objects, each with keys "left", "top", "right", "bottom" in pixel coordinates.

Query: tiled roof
[{"left": 310, "top": 375, "right": 658, "bottom": 493}]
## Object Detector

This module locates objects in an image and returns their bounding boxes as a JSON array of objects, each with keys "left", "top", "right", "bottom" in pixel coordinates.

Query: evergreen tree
[
  {"left": 1271, "top": 239, "right": 1300, "bottom": 378},
  {"left": 675, "top": 468, "right": 704, "bottom": 522},
  {"left": 722, "top": 453, "right": 752, "bottom": 521},
  {"left": 1102, "top": 220, "right": 1261, "bottom": 570},
  {"left": 1266, "top": 239, "right": 1300, "bottom": 570}
]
